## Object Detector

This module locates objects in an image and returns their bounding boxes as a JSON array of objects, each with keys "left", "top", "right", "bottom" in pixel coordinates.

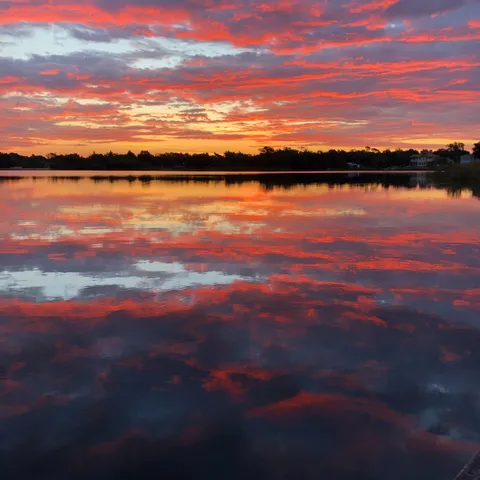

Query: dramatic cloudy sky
[{"left": 1, "top": 0, "right": 479, "bottom": 154}]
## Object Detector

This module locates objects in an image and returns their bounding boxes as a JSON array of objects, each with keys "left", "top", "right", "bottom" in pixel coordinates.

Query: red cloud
[{"left": 0, "top": 0, "right": 479, "bottom": 152}]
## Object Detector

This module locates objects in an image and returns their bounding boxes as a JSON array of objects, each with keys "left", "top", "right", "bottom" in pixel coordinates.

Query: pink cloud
[{"left": 0, "top": 0, "right": 479, "bottom": 152}]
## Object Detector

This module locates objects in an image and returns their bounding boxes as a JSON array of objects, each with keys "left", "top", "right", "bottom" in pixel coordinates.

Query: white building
[
  {"left": 410, "top": 153, "right": 441, "bottom": 169},
  {"left": 461, "top": 154, "right": 479, "bottom": 165}
]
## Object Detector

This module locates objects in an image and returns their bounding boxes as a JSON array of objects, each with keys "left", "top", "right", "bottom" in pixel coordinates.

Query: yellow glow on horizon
[
  {"left": 8, "top": 137, "right": 475, "bottom": 157},
  {"left": 400, "top": 137, "right": 476, "bottom": 146}
]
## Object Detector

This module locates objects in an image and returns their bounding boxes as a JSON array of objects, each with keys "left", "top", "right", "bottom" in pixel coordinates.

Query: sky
[{"left": 0, "top": 0, "right": 479, "bottom": 155}]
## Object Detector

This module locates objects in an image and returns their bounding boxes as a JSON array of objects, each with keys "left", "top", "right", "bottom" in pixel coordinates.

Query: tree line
[{"left": 1, "top": 142, "right": 478, "bottom": 171}]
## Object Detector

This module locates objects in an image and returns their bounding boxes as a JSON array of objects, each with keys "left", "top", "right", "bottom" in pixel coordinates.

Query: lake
[{"left": 1, "top": 173, "right": 479, "bottom": 480}]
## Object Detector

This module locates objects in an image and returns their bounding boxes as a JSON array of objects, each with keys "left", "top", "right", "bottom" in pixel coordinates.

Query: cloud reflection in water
[{"left": 0, "top": 174, "right": 479, "bottom": 480}]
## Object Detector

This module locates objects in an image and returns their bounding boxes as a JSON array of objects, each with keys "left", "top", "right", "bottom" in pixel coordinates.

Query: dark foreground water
[{"left": 0, "top": 173, "right": 479, "bottom": 480}]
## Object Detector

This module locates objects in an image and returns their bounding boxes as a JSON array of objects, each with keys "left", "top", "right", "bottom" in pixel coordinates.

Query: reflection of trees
[
  {"left": 433, "top": 164, "right": 480, "bottom": 200},
  {"left": 1, "top": 172, "right": 478, "bottom": 199},
  {"left": 0, "top": 173, "right": 429, "bottom": 190},
  {"left": 444, "top": 186, "right": 480, "bottom": 200},
  {"left": 0, "top": 173, "right": 429, "bottom": 191}
]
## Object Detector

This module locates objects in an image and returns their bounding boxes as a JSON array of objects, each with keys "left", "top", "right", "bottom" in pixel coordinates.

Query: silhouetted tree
[
  {"left": 259, "top": 146, "right": 275, "bottom": 156},
  {"left": 138, "top": 150, "right": 154, "bottom": 162},
  {"left": 473, "top": 142, "right": 480, "bottom": 158},
  {"left": 447, "top": 142, "right": 465, "bottom": 152},
  {"left": 447, "top": 142, "right": 468, "bottom": 163},
  {"left": 0, "top": 144, "right": 473, "bottom": 172}
]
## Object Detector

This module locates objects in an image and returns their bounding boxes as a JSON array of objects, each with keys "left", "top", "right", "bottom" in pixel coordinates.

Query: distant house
[
  {"left": 460, "top": 154, "right": 479, "bottom": 165},
  {"left": 410, "top": 153, "right": 441, "bottom": 169}
]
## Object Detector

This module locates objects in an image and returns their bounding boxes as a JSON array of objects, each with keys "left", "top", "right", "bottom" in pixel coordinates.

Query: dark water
[{"left": 1, "top": 173, "right": 479, "bottom": 480}]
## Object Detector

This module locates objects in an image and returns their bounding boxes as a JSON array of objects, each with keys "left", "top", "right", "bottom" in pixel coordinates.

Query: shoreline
[{"left": 0, "top": 169, "right": 433, "bottom": 177}]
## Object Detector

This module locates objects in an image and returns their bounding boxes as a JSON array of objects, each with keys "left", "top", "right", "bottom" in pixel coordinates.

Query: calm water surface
[{"left": 1, "top": 174, "right": 479, "bottom": 480}]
